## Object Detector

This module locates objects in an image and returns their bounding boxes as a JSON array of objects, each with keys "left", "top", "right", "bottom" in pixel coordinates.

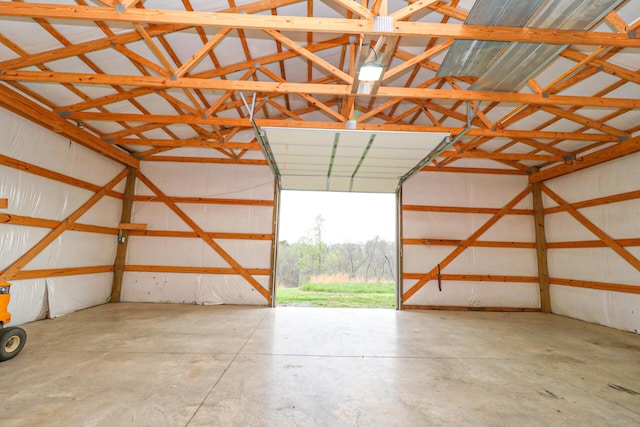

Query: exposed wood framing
[
  {"left": 550, "top": 278, "right": 640, "bottom": 295},
  {"left": 403, "top": 305, "right": 541, "bottom": 312},
  {"left": 0, "top": 198, "right": 7, "bottom": 209},
  {"left": 111, "top": 167, "right": 137, "bottom": 303},
  {"left": 135, "top": 171, "right": 272, "bottom": 302},
  {"left": 541, "top": 184, "right": 640, "bottom": 273},
  {"left": 402, "top": 185, "right": 533, "bottom": 302},
  {"left": 532, "top": 182, "right": 551, "bottom": 313},
  {"left": 14, "top": 266, "right": 115, "bottom": 280},
  {"left": 0, "top": 168, "right": 128, "bottom": 281}
]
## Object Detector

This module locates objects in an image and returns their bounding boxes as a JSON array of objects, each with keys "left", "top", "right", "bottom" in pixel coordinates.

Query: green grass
[{"left": 277, "top": 282, "right": 395, "bottom": 308}]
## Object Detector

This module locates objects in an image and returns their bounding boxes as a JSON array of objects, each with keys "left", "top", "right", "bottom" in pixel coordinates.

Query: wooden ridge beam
[
  {"left": 1, "top": 3, "right": 638, "bottom": 47},
  {"left": 4, "top": 70, "right": 640, "bottom": 109}
]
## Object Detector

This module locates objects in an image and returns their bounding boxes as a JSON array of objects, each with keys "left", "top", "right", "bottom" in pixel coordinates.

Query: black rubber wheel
[{"left": 0, "top": 327, "right": 27, "bottom": 361}]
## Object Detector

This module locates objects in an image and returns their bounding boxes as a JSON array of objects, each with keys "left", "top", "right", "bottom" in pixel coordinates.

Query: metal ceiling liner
[
  {"left": 439, "top": 0, "right": 624, "bottom": 92},
  {"left": 260, "top": 128, "right": 449, "bottom": 193}
]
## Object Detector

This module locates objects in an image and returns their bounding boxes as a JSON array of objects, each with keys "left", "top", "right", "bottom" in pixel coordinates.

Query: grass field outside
[{"left": 276, "top": 281, "right": 395, "bottom": 308}]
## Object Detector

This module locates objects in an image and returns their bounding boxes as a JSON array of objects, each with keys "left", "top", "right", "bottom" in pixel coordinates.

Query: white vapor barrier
[
  {"left": 545, "top": 153, "right": 640, "bottom": 333},
  {"left": 6, "top": 279, "right": 48, "bottom": 326},
  {"left": 138, "top": 161, "right": 274, "bottom": 199},
  {"left": 26, "top": 231, "right": 118, "bottom": 270},
  {"left": 403, "top": 171, "right": 532, "bottom": 208},
  {"left": 1, "top": 108, "right": 123, "bottom": 324},
  {"left": 551, "top": 285, "right": 640, "bottom": 334},
  {"left": 402, "top": 171, "right": 538, "bottom": 308},
  {"left": 46, "top": 273, "right": 113, "bottom": 318},
  {"left": 404, "top": 280, "right": 540, "bottom": 308},
  {"left": 0, "top": 109, "right": 124, "bottom": 186},
  {"left": 124, "top": 161, "right": 275, "bottom": 305},
  {"left": 121, "top": 272, "right": 269, "bottom": 305}
]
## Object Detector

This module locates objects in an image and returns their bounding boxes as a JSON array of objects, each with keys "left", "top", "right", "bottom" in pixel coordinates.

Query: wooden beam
[
  {"left": 0, "top": 169, "right": 128, "bottom": 281},
  {"left": 551, "top": 278, "right": 640, "bottom": 295},
  {"left": 547, "top": 238, "right": 640, "bottom": 249},
  {"left": 541, "top": 184, "right": 640, "bottom": 272},
  {"left": 6, "top": 70, "right": 640, "bottom": 108},
  {"left": 135, "top": 171, "right": 271, "bottom": 302},
  {"left": 127, "top": 229, "right": 273, "bottom": 240},
  {"left": 403, "top": 273, "right": 537, "bottom": 283},
  {"left": 532, "top": 181, "right": 551, "bottom": 313},
  {"left": 402, "top": 205, "right": 532, "bottom": 215},
  {"left": 402, "top": 238, "right": 535, "bottom": 248},
  {"left": 13, "top": 265, "right": 114, "bottom": 280},
  {"left": 134, "top": 195, "right": 274, "bottom": 206},
  {"left": 1, "top": 3, "right": 638, "bottom": 47},
  {"left": 1, "top": 213, "right": 118, "bottom": 235},
  {"left": 402, "top": 185, "right": 533, "bottom": 302},
  {"left": 0, "top": 198, "right": 7, "bottom": 209},
  {"left": 545, "top": 189, "right": 640, "bottom": 214},
  {"left": 0, "top": 85, "right": 138, "bottom": 167},
  {"left": 124, "top": 265, "right": 271, "bottom": 275},
  {"left": 529, "top": 135, "right": 640, "bottom": 183},
  {"left": 111, "top": 167, "right": 136, "bottom": 303},
  {"left": 175, "top": 27, "right": 231, "bottom": 78},
  {"left": 141, "top": 156, "right": 267, "bottom": 165}
]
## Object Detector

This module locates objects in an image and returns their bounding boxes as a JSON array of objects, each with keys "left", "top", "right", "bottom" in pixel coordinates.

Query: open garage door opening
[{"left": 275, "top": 190, "right": 397, "bottom": 309}]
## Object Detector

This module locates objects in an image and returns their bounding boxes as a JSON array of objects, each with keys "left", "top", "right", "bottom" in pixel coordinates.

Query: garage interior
[{"left": 0, "top": 0, "right": 639, "bottom": 425}]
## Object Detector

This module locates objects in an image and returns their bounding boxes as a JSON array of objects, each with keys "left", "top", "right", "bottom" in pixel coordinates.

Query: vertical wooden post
[
  {"left": 110, "top": 166, "right": 136, "bottom": 303},
  {"left": 533, "top": 181, "right": 551, "bottom": 313}
]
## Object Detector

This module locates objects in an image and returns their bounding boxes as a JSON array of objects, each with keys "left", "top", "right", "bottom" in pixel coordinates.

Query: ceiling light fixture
[{"left": 358, "top": 61, "right": 384, "bottom": 81}]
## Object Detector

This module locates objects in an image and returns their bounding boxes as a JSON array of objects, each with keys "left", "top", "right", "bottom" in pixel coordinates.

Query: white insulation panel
[
  {"left": 402, "top": 171, "right": 539, "bottom": 308},
  {"left": 545, "top": 152, "right": 640, "bottom": 333},
  {"left": 0, "top": 108, "right": 123, "bottom": 325},
  {"left": 122, "top": 160, "right": 275, "bottom": 305}
]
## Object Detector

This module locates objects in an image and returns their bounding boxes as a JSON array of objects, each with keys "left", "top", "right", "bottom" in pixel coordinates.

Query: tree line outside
[{"left": 276, "top": 215, "right": 396, "bottom": 289}]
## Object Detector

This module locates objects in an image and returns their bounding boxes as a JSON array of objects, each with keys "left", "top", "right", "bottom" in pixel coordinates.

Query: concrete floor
[{"left": 1, "top": 304, "right": 639, "bottom": 426}]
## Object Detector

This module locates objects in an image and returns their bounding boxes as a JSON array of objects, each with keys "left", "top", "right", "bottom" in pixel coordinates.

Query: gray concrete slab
[{"left": 1, "top": 304, "right": 639, "bottom": 426}]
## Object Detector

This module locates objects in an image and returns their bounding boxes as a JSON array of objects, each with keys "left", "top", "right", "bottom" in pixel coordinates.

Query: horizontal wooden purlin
[
  {"left": 134, "top": 195, "right": 274, "bottom": 206},
  {"left": 0, "top": 213, "right": 118, "bottom": 235},
  {"left": 547, "top": 238, "right": 640, "bottom": 249},
  {"left": 111, "top": 138, "right": 260, "bottom": 150},
  {"left": 402, "top": 305, "right": 541, "bottom": 312},
  {"left": 0, "top": 154, "right": 123, "bottom": 199},
  {"left": 3, "top": 71, "right": 640, "bottom": 109},
  {"left": 402, "top": 238, "right": 535, "bottom": 249},
  {"left": 441, "top": 150, "right": 561, "bottom": 162},
  {"left": 403, "top": 205, "right": 532, "bottom": 215},
  {"left": 13, "top": 265, "right": 114, "bottom": 280},
  {"left": 118, "top": 222, "right": 146, "bottom": 230},
  {"left": 124, "top": 265, "right": 271, "bottom": 276},
  {"left": 530, "top": 135, "right": 640, "bottom": 183},
  {"left": 127, "top": 229, "right": 273, "bottom": 240},
  {"left": 545, "top": 189, "right": 640, "bottom": 215},
  {"left": 551, "top": 278, "right": 640, "bottom": 294},
  {"left": 141, "top": 156, "right": 268, "bottom": 165},
  {"left": 420, "top": 166, "right": 528, "bottom": 175},
  {"left": 0, "top": 198, "right": 7, "bottom": 209},
  {"left": 403, "top": 273, "right": 537, "bottom": 282},
  {"left": 0, "top": 85, "right": 139, "bottom": 168},
  {"left": 1, "top": 3, "right": 638, "bottom": 47}
]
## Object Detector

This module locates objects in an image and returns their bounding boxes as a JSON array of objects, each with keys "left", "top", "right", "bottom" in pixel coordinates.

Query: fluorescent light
[{"left": 358, "top": 61, "right": 384, "bottom": 81}]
